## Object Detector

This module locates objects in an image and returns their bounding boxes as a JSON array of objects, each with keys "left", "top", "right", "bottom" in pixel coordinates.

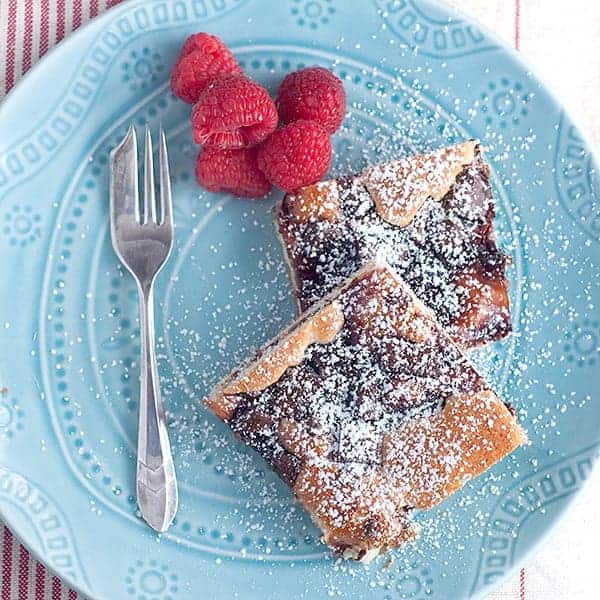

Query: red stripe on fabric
[
  {"left": 18, "top": 543, "right": 30, "bottom": 600},
  {"left": 2, "top": 527, "right": 14, "bottom": 599},
  {"left": 35, "top": 563, "right": 46, "bottom": 600},
  {"left": 520, "top": 568, "right": 526, "bottom": 600},
  {"left": 107, "top": 0, "right": 122, "bottom": 7},
  {"left": 56, "top": 0, "right": 66, "bottom": 42},
  {"left": 73, "top": 0, "right": 83, "bottom": 30},
  {"left": 514, "top": 0, "right": 521, "bottom": 50},
  {"left": 90, "top": 0, "right": 99, "bottom": 18},
  {"left": 5, "top": 0, "right": 19, "bottom": 91},
  {"left": 39, "top": 0, "right": 51, "bottom": 56},
  {"left": 68, "top": 589, "right": 78, "bottom": 599},
  {"left": 52, "top": 575, "right": 62, "bottom": 600},
  {"left": 22, "top": 0, "right": 36, "bottom": 73}
]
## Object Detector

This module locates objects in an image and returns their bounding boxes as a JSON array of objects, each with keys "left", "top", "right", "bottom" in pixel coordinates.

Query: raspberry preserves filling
[
  {"left": 276, "top": 140, "right": 511, "bottom": 347},
  {"left": 205, "top": 261, "right": 525, "bottom": 561}
]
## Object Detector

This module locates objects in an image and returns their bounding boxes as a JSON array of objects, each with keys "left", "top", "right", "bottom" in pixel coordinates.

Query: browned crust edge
[
  {"left": 361, "top": 140, "right": 478, "bottom": 227},
  {"left": 381, "top": 390, "right": 526, "bottom": 510},
  {"left": 273, "top": 199, "right": 307, "bottom": 315}
]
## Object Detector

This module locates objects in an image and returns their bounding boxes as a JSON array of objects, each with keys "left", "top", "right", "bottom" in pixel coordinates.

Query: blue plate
[{"left": 0, "top": 1, "right": 599, "bottom": 598}]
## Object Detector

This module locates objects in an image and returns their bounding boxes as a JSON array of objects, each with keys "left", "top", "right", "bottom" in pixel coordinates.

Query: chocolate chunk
[{"left": 271, "top": 448, "right": 302, "bottom": 487}]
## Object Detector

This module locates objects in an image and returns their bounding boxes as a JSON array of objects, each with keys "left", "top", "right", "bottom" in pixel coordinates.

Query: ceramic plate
[{"left": 1, "top": 1, "right": 599, "bottom": 598}]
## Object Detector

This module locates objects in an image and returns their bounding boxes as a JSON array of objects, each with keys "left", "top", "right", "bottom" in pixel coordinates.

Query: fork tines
[{"left": 109, "top": 123, "right": 173, "bottom": 229}]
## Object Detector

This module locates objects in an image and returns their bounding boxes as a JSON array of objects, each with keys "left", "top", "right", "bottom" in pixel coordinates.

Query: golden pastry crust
[
  {"left": 293, "top": 461, "right": 419, "bottom": 557},
  {"left": 381, "top": 390, "right": 526, "bottom": 509},
  {"left": 282, "top": 180, "right": 342, "bottom": 223},
  {"left": 362, "top": 140, "right": 477, "bottom": 227}
]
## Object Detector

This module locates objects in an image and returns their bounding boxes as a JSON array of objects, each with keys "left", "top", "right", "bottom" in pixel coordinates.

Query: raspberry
[
  {"left": 170, "top": 33, "right": 242, "bottom": 104},
  {"left": 276, "top": 67, "right": 346, "bottom": 134},
  {"left": 191, "top": 75, "right": 278, "bottom": 149},
  {"left": 257, "top": 120, "right": 332, "bottom": 192},
  {"left": 195, "top": 147, "right": 272, "bottom": 198}
]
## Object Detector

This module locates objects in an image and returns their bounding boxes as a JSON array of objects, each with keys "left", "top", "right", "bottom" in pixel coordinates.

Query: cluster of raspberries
[{"left": 170, "top": 33, "right": 346, "bottom": 197}]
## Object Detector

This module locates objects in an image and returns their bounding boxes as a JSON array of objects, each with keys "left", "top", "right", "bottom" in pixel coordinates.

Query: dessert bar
[
  {"left": 276, "top": 141, "right": 510, "bottom": 347},
  {"left": 205, "top": 260, "right": 525, "bottom": 561}
]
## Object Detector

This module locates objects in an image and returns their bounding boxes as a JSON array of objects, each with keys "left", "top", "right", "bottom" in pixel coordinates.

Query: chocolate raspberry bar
[
  {"left": 205, "top": 261, "right": 525, "bottom": 561},
  {"left": 276, "top": 141, "right": 510, "bottom": 347}
]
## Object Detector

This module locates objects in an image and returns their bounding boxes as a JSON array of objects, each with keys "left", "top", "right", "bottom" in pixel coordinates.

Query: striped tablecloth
[{"left": 1, "top": 1, "right": 599, "bottom": 598}]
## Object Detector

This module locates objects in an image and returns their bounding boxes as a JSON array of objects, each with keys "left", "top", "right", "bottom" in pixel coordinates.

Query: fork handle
[{"left": 136, "top": 281, "right": 178, "bottom": 532}]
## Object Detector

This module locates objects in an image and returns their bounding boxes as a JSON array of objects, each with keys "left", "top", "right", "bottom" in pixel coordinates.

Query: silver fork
[{"left": 109, "top": 124, "right": 178, "bottom": 532}]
